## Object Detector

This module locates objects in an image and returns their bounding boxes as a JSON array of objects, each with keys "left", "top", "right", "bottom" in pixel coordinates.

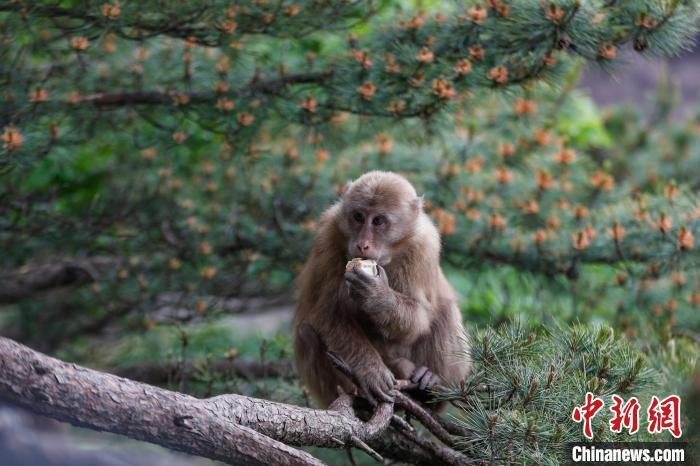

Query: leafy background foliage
[{"left": 1, "top": 0, "right": 699, "bottom": 463}]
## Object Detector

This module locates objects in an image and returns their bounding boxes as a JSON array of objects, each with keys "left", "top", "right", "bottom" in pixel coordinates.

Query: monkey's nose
[{"left": 356, "top": 243, "right": 369, "bottom": 252}]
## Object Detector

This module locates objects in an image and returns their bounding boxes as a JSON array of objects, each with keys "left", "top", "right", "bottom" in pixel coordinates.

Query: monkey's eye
[
  {"left": 372, "top": 215, "right": 386, "bottom": 226},
  {"left": 353, "top": 212, "right": 364, "bottom": 224}
]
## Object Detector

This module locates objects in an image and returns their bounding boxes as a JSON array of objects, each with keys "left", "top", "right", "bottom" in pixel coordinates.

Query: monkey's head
[{"left": 338, "top": 171, "right": 422, "bottom": 265}]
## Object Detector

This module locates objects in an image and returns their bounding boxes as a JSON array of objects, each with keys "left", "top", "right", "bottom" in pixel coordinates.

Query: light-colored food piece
[{"left": 345, "top": 258, "right": 378, "bottom": 276}]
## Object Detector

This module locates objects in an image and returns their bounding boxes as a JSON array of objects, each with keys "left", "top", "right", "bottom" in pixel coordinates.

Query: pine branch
[
  {"left": 436, "top": 323, "right": 662, "bottom": 463},
  {"left": 0, "top": 1, "right": 372, "bottom": 43}
]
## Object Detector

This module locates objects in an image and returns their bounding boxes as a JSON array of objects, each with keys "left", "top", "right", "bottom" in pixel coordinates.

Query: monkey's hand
[
  {"left": 344, "top": 264, "right": 391, "bottom": 310},
  {"left": 355, "top": 361, "right": 396, "bottom": 406},
  {"left": 410, "top": 366, "right": 441, "bottom": 391}
]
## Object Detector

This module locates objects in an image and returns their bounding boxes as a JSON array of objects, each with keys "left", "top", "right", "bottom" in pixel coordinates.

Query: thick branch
[
  {"left": 0, "top": 337, "right": 394, "bottom": 466},
  {"left": 0, "top": 3, "right": 368, "bottom": 42},
  {"left": 0, "top": 257, "right": 119, "bottom": 304},
  {"left": 58, "top": 72, "right": 330, "bottom": 108}
]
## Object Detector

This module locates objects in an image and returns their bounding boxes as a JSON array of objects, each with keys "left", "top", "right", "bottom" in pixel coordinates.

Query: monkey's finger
[
  {"left": 344, "top": 272, "right": 369, "bottom": 289},
  {"left": 381, "top": 372, "right": 395, "bottom": 392},
  {"left": 386, "top": 373, "right": 396, "bottom": 391},
  {"left": 344, "top": 278, "right": 369, "bottom": 297},
  {"left": 376, "top": 266, "right": 389, "bottom": 284},
  {"left": 358, "top": 382, "right": 377, "bottom": 407},
  {"left": 363, "top": 391, "right": 378, "bottom": 407},
  {"left": 410, "top": 366, "right": 428, "bottom": 383},
  {"left": 345, "top": 279, "right": 359, "bottom": 293},
  {"left": 371, "top": 384, "right": 394, "bottom": 403},
  {"left": 419, "top": 371, "right": 434, "bottom": 390},
  {"left": 351, "top": 268, "right": 375, "bottom": 284},
  {"left": 428, "top": 373, "right": 442, "bottom": 388}
]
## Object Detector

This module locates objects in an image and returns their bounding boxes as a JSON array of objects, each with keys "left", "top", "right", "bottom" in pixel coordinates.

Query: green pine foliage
[{"left": 437, "top": 322, "right": 698, "bottom": 464}]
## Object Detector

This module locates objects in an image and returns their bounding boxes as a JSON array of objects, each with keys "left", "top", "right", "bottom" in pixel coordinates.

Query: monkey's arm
[
  {"left": 317, "top": 316, "right": 397, "bottom": 405},
  {"left": 344, "top": 266, "right": 432, "bottom": 342}
]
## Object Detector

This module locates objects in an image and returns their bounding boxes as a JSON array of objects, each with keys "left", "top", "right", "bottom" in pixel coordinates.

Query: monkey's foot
[{"left": 409, "top": 366, "right": 441, "bottom": 391}]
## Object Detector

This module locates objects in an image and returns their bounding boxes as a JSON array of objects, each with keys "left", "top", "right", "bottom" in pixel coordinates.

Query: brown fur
[{"left": 293, "top": 171, "right": 470, "bottom": 407}]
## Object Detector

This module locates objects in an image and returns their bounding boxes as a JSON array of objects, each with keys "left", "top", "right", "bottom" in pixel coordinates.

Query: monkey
[{"left": 293, "top": 171, "right": 470, "bottom": 408}]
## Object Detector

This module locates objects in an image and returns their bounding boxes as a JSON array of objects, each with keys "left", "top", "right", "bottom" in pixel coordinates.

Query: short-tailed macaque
[{"left": 293, "top": 171, "right": 470, "bottom": 407}]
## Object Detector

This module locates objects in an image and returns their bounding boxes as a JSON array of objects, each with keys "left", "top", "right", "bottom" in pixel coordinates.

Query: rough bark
[
  {"left": 0, "top": 404, "right": 210, "bottom": 466},
  {"left": 0, "top": 337, "right": 394, "bottom": 466}
]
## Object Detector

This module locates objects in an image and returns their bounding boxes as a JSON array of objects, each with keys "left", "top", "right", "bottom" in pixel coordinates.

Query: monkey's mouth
[
  {"left": 346, "top": 246, "right": 390, "bottom": 265},
  {"left": 348, "top": 255, "right": 375, "bottom": 262},
  {"left": 358, "top": 255, "right": 390, "bottom": 267},
  {"left": 346, "top": 253, "right": 382, "bottom": 263}
]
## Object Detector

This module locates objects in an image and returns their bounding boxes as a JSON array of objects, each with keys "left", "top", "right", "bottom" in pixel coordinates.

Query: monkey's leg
[
  {"left": 296, "top": 322, "right": 351, "bottom": 407},
  {"left": 387, "top": 357, "right": 415, "bottom": 380}
]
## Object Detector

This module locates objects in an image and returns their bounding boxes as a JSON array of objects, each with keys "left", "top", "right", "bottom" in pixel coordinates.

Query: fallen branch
[{"left": 0, "top": 337, "right": 394, "bottom": 466}]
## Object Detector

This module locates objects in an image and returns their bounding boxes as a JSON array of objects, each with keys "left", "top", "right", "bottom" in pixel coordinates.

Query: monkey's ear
[
  {"left": 412, "top": 195, "right": 424, "bottom": 211},
  {"left": 340, "top": 180, "right": 353, "bottom": 197}
]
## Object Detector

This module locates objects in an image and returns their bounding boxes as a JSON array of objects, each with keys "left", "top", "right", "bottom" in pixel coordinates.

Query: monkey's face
[
  {"left": 339, "top": 196, "right": 419, "bottom": 266},
  {"left": 343, "top": 207, "right": 393, "bottom": 264},
  {"left": 338, "top": 171, "right": 422, "bottom": 265}
]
